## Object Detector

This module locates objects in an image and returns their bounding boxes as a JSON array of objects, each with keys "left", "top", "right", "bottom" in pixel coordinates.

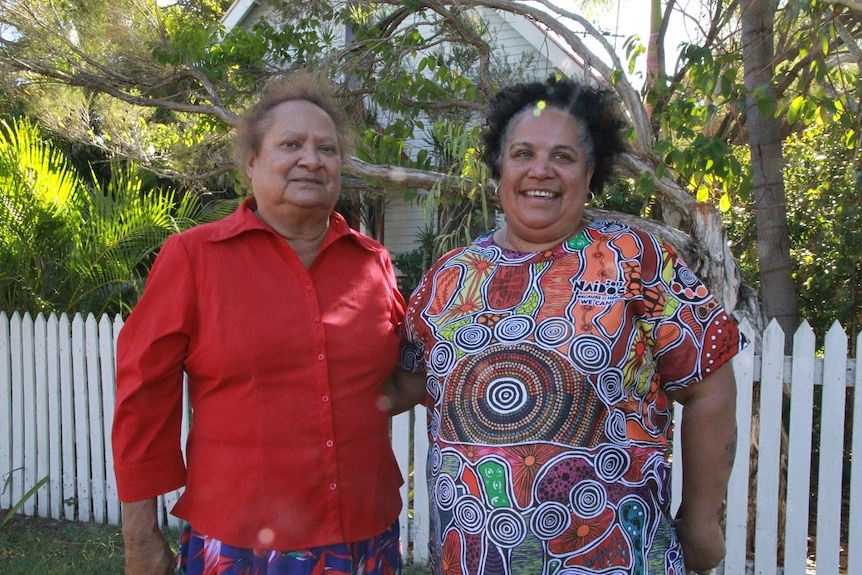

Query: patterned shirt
[{"left": 402, "top": 221, "right": 745, "bottom": 575}]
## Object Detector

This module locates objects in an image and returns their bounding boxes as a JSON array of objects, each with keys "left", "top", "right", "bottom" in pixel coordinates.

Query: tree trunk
[
  {"left": 740, "top": 0, "right": 798, "bottom": 346},
  {"left": 644, "top": 0, "right": 665, "bottom": 118}
]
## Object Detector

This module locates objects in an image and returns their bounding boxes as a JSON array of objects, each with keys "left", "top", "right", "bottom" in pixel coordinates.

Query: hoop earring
[{"left": 587, "top": 191, "right": 595, "bottom": 203}]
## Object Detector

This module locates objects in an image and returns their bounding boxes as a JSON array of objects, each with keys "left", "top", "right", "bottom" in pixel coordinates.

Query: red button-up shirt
[{"left": 112, "top": 198, "right": 405, "bottom": 550}]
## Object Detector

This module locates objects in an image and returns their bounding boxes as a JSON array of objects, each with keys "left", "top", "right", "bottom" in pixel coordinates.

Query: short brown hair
[{"left": 232, "top": 71, "right": 354, "bottom": 186}]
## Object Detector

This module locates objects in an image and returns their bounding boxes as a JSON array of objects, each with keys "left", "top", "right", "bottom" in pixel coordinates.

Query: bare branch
[
  {"left": 824, "top": 0, "right": 862, "bottom": 14},
  {"left": 9, "top": 56, "right": 239, "bottom": 124},
  {"left": 345, "top": 157, "right": 466, "bottom": 192}
]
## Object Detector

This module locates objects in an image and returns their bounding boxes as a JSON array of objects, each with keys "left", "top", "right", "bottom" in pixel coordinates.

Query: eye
[
  {"left": 281, "top": 140, "right": 300, "bottom": 149},
  {"left": 319, "top": 144, "right": 338, "bottom": 155}
]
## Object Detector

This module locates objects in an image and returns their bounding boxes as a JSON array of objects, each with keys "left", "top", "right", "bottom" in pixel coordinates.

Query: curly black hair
[{"left": 481, "top": 76, "right": 627, "bottom": 194}]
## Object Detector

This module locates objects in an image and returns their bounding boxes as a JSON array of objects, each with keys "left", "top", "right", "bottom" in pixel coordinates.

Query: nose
[
  {"left": 297, "top": 144, "right": 323, "bottom": 169},
  {"left": 526, "top": 155, "right": 552, "bottom": 178}
]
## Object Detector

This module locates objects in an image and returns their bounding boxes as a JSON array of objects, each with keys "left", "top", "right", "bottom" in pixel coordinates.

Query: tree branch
[
  {"left": 7, "top": 57, "right": 239, "bottom": 124},
  {"left": 823, "top": 0, "right": 862, "bottom": 14}
]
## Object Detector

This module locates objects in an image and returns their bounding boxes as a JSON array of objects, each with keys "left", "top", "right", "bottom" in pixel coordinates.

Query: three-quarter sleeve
[{"left": 112, "top": 234, "right": 195, "bottom": 501}]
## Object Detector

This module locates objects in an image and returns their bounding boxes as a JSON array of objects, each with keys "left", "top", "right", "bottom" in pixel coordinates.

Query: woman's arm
[
  {"left": 667, "top": 361, "right": 738, "bottom": 573},
  {"left": 121, "top": 499, "right": 175, "bottom": 575}
]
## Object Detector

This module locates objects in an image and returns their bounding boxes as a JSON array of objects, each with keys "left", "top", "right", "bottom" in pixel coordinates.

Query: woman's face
[
  {"left": 497, "top": 106, "right": 595, "bottom": 250},
  {"left": 246, "top": 100, "right": 342, "bottom": 223}
]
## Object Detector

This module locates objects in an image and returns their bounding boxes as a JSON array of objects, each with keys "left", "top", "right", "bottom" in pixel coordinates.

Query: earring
[{"left": 587, "top": 191, "right": 595, "bottom": 203}]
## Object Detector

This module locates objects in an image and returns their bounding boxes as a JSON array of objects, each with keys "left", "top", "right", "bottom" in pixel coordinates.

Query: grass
[
  {"left": 0, "top": 512, "right": 135, "bottom": 574},
  {"left": 0, "top": 512, "right": 431, "bottom": 574}
]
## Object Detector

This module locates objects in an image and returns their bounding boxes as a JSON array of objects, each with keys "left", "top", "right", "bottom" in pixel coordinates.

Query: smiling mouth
[{"left": 522, "top": 190, "right": 559, "bottom": 199}]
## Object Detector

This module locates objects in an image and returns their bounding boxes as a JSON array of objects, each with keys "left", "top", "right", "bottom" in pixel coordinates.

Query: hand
[
  {"left": 123, "top": 530, "right": 175, "bottom": 575},
  {"left": 381, "top": 368, "right": 427, "bottom": 415},
  {"left": 675, "top": 515, "right": 726, "bottom": 574},
  {"left": 121, "top": 499, "right": 176, "bottom": 575}
]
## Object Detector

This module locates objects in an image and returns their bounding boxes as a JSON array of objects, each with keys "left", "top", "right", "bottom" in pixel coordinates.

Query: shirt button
[
  {"left": 312, "top": 317, "right": 320, "bottom": 323},
  {"left": 326, "top": 440, "right": 334, "bottom": 447},
  {"left": 322, "top": 395, "right": 330, "bottom": 402},
  {"left": 305, "top": 285, "right": 313, "bottom": 291},
  {"left": 329, "top": 483, "right": 337, "bottom": 490},
  {"left": 317, "top": 353, "right": 325, "bottom": 361}
]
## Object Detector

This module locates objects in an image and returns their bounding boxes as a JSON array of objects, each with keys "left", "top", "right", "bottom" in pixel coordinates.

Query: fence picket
[
  {"left": 21, "top": 313, "right": 38, "bottom": 517},
  {"left": 71, "top": 314, "right": 92, "bottom": 522},
  {"left": 848, "top": 332, "right": 862, "bottom": 575},
  {"left": 99, "top": 315, "right": 121, "bottom": 525},
  {"left": 816, "top": 322, "right": 848, "bottom": 574},
  {"left": 46, "top": 313, "right": 63, "bottom": 520},
  {"left": 754, "top": 320, "right": 785, "bottom": 575},
  {"left": 58, "top": 313, "right": 76, "bottom": 521},
  {"left": 21, "top": 313, "right": 39, "bottom": 515},
  {"left": 671, "top": 401, "right": 683, "bottom": 517},
  {"left": 392, "top": 410, "right": 411, "bottom": 555},
  {"left": 0, "top": 312, "right": 9, "bottom": 513},
  {"left": 34, "top": 314, "right": 50, "bottom": 518},
  {"left": 84, "top": 314, "right": 107, "bottom": 524},
  {"left": 0, "top": 313, "right": 857, "bottom": 575},
  {"left": 412, "top": 406, "right": 429, "bottom": 563},
  {"left": 784, "top": 321, "right": 816, "bottom": 575},
  {"left": 724, "top": 320, "right": 755, "bottom": 575},
  {"left": 9, "top": 312, "right": 25, "bottom": 511}
]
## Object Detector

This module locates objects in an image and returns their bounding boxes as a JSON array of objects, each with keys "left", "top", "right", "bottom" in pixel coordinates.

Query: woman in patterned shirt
[{"left": 388, "top": 76, "right": 745, "bottom": 575}]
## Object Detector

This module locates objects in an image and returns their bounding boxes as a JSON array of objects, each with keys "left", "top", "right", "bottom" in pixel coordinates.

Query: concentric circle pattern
[
  {"left": 596, "top": 368, "right": 625, "bottom": 404},
  {"left": 453, "top": 495, "right": 486, "bottom": 534},
  {"left": 594, "top": 446, "right": 631, "bottom": 483},
  {"left": 429, "top": 340, "right": 457, "bottom": 376},
  {"left": 604, "top": 409, "right": 628, "bottom": 444},
  {"left": 534, "top": 317, "right": 574, "bottom": 349},
  {"left": 568, "top": 335, "right": 612, "bottom": 374},
  {"left": 453, "top": 323, "right": 493, "bottom": 352},
  {"left": 487, "top": 508, "right": 527, "bottom": 548},
  {"left": 441, "top": 343, "right": 604, "bottom": 446},
  {"left": 530, "top": 500, "right": 571, "bottom": 539},
  {"left": 435, "top": 473, "right": 457, "bottom": 510},
  {"left": 570, "top": 480, "right": 607, "bottom": 519},
  {"left": 493, "top": 315, "right": 535, "bottom": 343},
  {"left": 677, "top": 266, "right": 699, "bottom": 288}
]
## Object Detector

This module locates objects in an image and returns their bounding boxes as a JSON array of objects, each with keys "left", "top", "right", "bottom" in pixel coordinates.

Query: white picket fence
[{"left": 1, "top": 312, "right": 859, "bottom": 574}]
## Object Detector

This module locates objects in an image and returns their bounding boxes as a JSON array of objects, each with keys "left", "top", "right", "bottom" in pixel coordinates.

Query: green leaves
[
  {"left": 0, "top": 119, "right": 235, "bottom": 315},
  {"left": 784, "top": 121, "right": 862, "bottom": 336}
]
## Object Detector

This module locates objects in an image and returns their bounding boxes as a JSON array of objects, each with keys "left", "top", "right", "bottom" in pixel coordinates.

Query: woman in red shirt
[{"left": 112, "top": 71, "right": 406, "bottom": 575}]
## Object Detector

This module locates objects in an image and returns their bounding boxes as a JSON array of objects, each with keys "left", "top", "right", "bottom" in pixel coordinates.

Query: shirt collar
[{"left": 206, "top": 197, "right": 381, "bottom": 254}]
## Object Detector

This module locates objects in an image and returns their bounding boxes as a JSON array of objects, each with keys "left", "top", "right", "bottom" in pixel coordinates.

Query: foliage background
[{"left": 0, "top": 0, "right": 859, "bottom": 339}]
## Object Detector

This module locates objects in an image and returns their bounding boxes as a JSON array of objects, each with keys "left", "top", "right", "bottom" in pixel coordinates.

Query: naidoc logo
[{"left": 571, "top": 279, "right": 627, "bottom": 306}]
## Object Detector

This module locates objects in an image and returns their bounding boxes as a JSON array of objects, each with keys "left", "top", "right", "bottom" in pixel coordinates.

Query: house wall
[
  {"left": 380, "top": 192, "right": 431, "bottom": 259},
  {"left": 483, "top": 8, "right": 587, "bottom": 81}
]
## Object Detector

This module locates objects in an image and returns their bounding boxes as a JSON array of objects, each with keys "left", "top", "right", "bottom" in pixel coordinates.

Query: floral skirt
[{"left": 176, "top": 519, "right": 402, "bottom": 575}]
